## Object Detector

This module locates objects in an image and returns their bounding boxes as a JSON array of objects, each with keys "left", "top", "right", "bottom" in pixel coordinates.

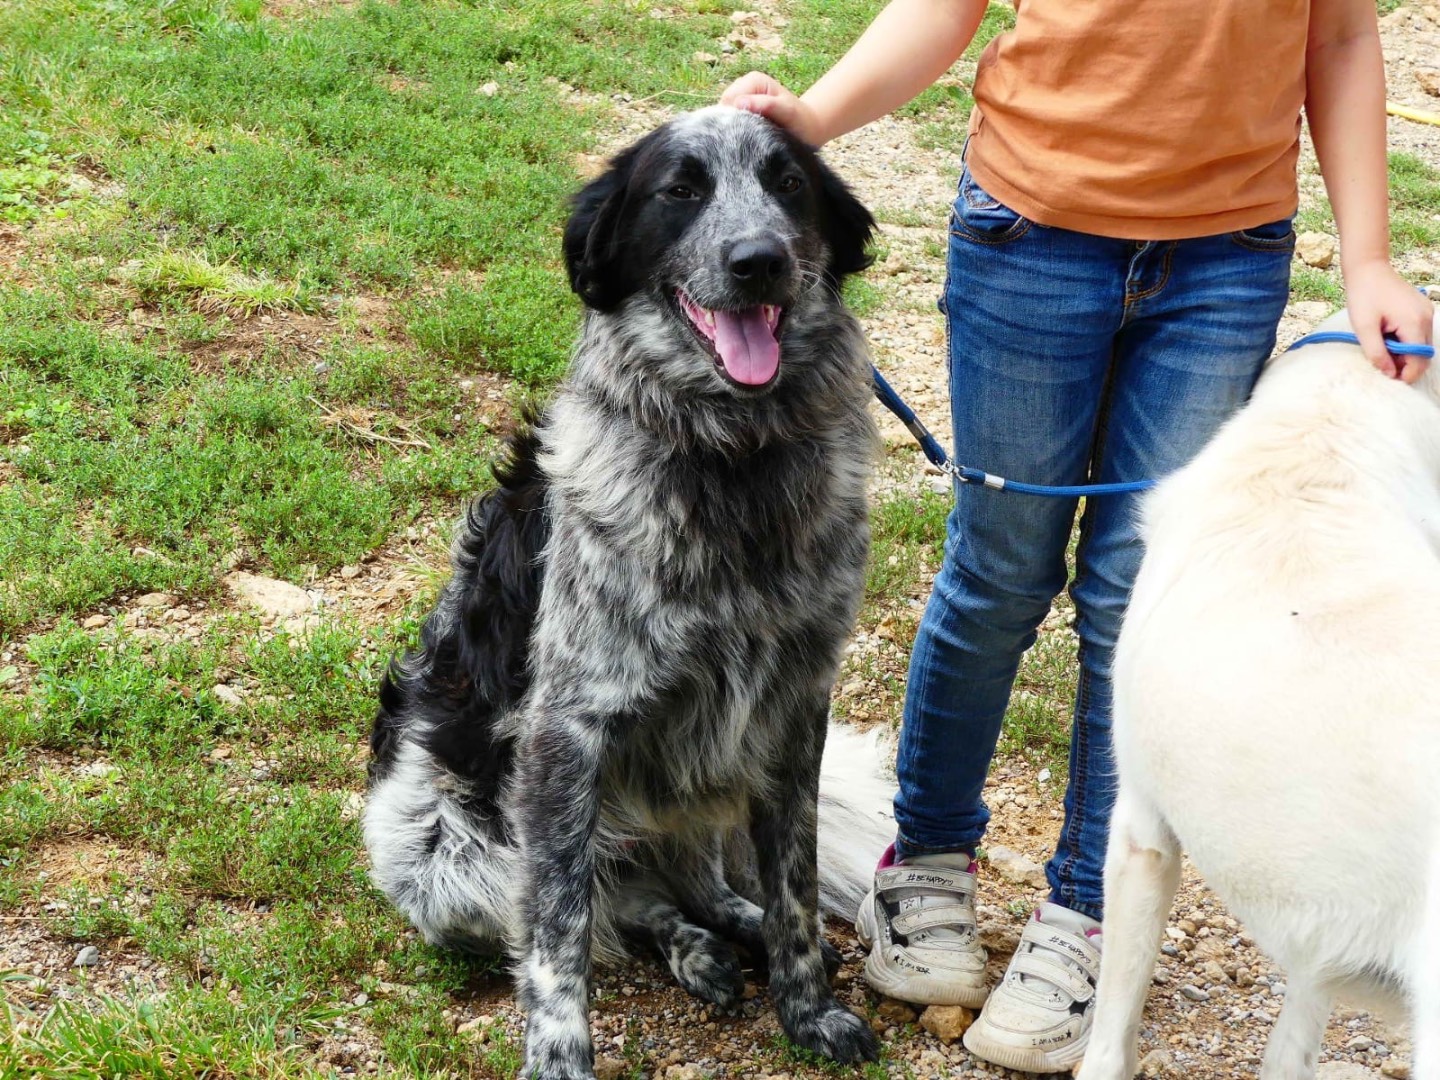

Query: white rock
[
  {"left": 340, "top": 790, "right": 366, "bottom": 821},
  {"left": 1140, "top": 1048, "right": 1175, "bottom": 1077},
  {"left": 224, "top": 572, "right": 315, "bottom": 618},
  {"left": 135, "top": 592, "right": 176, "bottom": 609},
  {"left": 1296, "top": 231, "right": 1338, "bottom": 269},
  {"left": 74, "top": 946, "right": 100, "bottom": 967},
  {"left": 918, "top": 1004, "right": 975, "bottom": 1042},
  {"left": 456, "top": 1014, "right": 496, "bottom": 1037},
  {"left": 478, "top": 81, "right": 499, "bottom": 96},
  {"left": 82, "top": 614, "right": 110, "bottom": 629},
  {"left": 212, "top": 684, "right": 246, "bottom": 708},
  {"left": 985, "top": 845, "right": 1047, "bottom": 888},
  {"left": 1201, "top": 960, "right": 1230, "bottom": 985}
]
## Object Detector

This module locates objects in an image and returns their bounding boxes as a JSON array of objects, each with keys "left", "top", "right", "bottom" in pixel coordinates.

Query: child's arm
[
  {"left": 1307, "top": 0, "right": 1435, "bottom": 382},
  {"left": 720, "top": 0, "right": 989, "bottom": 146}
]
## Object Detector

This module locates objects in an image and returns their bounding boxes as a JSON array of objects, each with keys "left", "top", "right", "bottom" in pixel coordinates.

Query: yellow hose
[{"left": 1387, "top": 100, "right": 1440, "bottom": 126}]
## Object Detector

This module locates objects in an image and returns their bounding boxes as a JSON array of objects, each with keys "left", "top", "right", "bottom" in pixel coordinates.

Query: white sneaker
[
  {"left": 963, "top": 902, "right": 1101, "bottom": 1073},
  {"left": 854, "top": 851, "right": 989, "bottom": 1007}
]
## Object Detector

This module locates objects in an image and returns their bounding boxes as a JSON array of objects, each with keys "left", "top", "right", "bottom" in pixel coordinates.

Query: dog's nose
[{"left": 727, "top": 239, "right": 790, "bottom": 284}]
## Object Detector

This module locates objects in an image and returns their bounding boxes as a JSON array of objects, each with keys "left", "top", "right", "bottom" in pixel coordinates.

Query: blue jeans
[{"left": 892, "top": 165, "right": 1294, "bottom": 920}]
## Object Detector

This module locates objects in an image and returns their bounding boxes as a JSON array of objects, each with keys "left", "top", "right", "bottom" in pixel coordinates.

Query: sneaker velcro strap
[
  {"left": 1018, "top": 920, "right": 1102, "bottom": 977},
  {"left": 875, "top": 865, "right": 976, "bottom": 898},
  {"left": 889, "top": 905, "right": 979, "bottom": 937},
  {"left": 1008, "top": 951, "right": 1096, "bottom": 1001}
]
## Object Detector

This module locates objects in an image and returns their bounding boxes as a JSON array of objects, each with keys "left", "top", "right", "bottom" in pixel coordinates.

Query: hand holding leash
[{"left": 1341, "top": 261, "right": 1436, "bottom": 384}]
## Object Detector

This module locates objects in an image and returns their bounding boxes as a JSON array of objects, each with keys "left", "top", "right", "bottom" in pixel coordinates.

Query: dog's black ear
[
  {"left": 563, "top": 146, "right": 640, "bottom": 312},
  {"left": 815, "top": 156, "right": 876, "bottom": 281}
]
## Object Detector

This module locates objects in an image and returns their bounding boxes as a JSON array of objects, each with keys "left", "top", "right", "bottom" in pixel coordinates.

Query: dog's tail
[{"left": 816, "top": 721, "right": 897, "bottom": 922}]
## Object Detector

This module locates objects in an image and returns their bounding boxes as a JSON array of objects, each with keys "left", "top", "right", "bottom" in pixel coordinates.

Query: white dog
[{"left": 1080, "top": 298, "right": 1440, "bottom": 1080}]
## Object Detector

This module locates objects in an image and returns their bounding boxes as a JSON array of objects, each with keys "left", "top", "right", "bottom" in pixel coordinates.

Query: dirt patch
[
  {"left": 33, "top": 838, "right": 153, "bottom": 893},
  {"left": 113, "top": 292, "right": 396, "bottom": 375},
  {"left": 261, "top": 0, "right": 358, "bottom": 19},
  {"left": 175, "top": 308, "right": 349, "bottom": 374},
  {"left": 311, "top": 528, "right": 448, "bottom": 628},
  {"left": 0, "top": 226, "right": 35, "bottom": 289}
]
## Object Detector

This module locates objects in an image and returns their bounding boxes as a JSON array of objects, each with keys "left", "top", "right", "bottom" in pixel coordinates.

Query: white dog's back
[{"left": 1082, "top": 303, "right": 1440, "bottom": 1080}]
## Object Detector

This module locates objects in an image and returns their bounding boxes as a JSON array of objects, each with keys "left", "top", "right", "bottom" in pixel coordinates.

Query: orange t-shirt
[{"left": 964, "top": 0, "right": 1310, "bottom": 240}]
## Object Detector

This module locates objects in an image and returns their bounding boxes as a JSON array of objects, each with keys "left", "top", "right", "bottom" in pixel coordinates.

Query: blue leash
[
  {"left": 1280, "top": 330, "right": 1434, "bottom": 358},
  {"left": 872, "top": 330, "right": 1436, "bottom": 498}
]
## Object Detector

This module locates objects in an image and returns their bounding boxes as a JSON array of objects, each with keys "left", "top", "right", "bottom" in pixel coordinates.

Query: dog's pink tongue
[{"left": 712, "top": 307, "right": 780, "bottom": 385}]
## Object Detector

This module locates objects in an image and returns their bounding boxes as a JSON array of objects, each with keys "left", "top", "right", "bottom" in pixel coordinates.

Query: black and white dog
[{"left": 363, "top": 107, "right": 895, "bottom": 1079}]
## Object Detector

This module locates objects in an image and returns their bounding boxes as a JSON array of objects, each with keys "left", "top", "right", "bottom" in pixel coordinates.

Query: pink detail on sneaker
[
  {"left": 1085, "top": 927, "right": 1102, "bottom": 938},
  {"left": 877, "top": 842, "right": 897, "bottom": 870}
]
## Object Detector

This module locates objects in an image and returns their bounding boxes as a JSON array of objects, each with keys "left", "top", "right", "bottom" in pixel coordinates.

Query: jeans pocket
[
  {"left": 951, "top": 165, "right": 1029, "bottom": 245},
  {"left": 1230, "top": 217, "right": 1296, "bottom": 253}
]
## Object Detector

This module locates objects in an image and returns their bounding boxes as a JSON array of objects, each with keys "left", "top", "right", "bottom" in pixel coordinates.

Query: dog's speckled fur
[{"left": 363, "top": 108, "right": 890, "bottom": 1079}]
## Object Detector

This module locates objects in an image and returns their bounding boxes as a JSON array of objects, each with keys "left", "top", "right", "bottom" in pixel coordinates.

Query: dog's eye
[
  {"left": 777, "top": 175, "right": 803, "bottom": 194},
  {"left": 667, "top": 184, "right": 699, "bottom": 200}
]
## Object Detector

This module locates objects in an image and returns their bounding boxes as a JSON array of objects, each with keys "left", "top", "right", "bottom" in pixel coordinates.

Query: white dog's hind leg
[
  {"left": 1078, "top": 788, "right": 1181, "bottom": 1080},
  {"left": 1410, "top": 836, "right": 1440, "bottom": 1080},
  {"left": 1259, "top": 973, "right": 1331, "bottom": 1080}
]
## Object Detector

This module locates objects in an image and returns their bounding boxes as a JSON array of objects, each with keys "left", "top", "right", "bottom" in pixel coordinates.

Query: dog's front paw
[
  {"left": 669, "top": 933, "right": 745, "bottom": 1009},
  {"left": 521, "top": 1028, "right": 595, "bottom": 1080},
  {"left": 1073, "top": 1049, "right": 1135, "bottom": 1080},
  {"left": 520, "top": 1048, "right": 595, "bottom": 1080},
  {"left": 782, "top": 1002, "right": 880, "bottom": 1064}
]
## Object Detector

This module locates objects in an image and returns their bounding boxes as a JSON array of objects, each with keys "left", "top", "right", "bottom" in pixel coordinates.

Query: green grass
[
  {"left": 865, "top": 487, "right": 950, "bottom": 608},
  {"left": 0, "top": 985, "right": 346, "bottom": 1080},
  {"left": 1298, "top": 153, "right": 1440, "bottom": 257},
  {"left": 1389, "top": 151, "right": 1440, "bottom": 252},
  {"left": 125, "top": 250, "right": 316, "bottom": 316},
  {"left": 0, "top": 131, "right": 84, "bottom": 224},
  {"left": 0, "top": 285, "right": 503, "bottom": 631},
  {"left": 1290, "top": 265, "right": 1344, "bottom": 305},
  {"left": 0, "top": 0, "right": 743, "bottom": 383}
]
